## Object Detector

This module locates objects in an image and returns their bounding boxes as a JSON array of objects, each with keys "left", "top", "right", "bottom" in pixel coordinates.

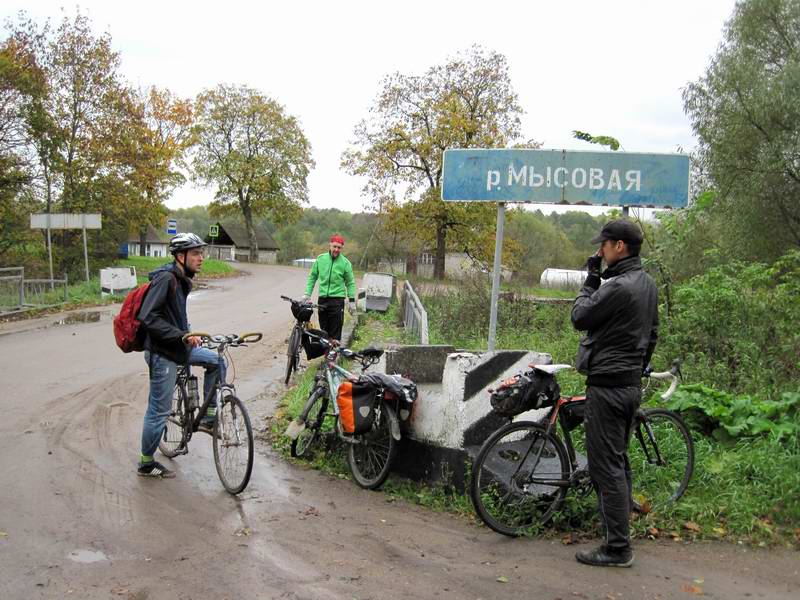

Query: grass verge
[{"left": 270, "top": 291, "right": 799, "bottom": 549}]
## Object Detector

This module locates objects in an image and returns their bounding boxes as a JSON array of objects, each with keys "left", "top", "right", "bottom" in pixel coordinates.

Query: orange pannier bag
[{"left": 336, "top": 380, "right": 378, "bottom": 435}]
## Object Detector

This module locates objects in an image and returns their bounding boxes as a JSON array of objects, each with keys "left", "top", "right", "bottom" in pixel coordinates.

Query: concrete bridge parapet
[{"left": 373, "top": 344, "right": 552, "bottom": 489}]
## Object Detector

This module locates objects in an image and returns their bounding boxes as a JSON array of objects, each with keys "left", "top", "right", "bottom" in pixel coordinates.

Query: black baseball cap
[{"left": 590, "top": 219, "right": 644, "bottom": 245}]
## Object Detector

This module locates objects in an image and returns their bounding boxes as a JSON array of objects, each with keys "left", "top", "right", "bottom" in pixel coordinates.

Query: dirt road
[{"left": 0, "top": 263, "right": 797, "bottom": 600}]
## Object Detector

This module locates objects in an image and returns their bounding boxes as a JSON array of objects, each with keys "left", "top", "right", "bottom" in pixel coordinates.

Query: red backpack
[
  {"left": 113, "top": 283, "right": 152, "bottom": 352},
  {"left": 113, "top": 273, "right": 177, "bottom": 352}
]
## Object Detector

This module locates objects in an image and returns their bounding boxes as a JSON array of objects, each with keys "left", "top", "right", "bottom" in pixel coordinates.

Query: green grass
[{"left": 119, "top": 256, "right": 236, "bottom": 281}]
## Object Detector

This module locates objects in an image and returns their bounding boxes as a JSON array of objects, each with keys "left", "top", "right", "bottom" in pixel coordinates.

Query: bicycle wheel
[
  {"left": 470, "top": 421, "right": 570, "bottom": 537},
  {"left": 285, "top": 326, "right": 301, "bottom": 385},
  {"left": 213, "top": 395, "right": 254, "bottom": 495},
  {"left": 291, "top": 385, "right": 328, "bottom": 459},
  {"left": 629, "top": 408, "right": 694, "bottom": 510},
  {"left": 158, "top": 381, "right": 188, "bottom": 458},
  {"left": 347, "top": 404, "right": 398, "bottom": 490}
]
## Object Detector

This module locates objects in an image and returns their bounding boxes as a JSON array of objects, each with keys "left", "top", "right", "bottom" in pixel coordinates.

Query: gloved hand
[
  {"left": 642, "top": 364, "right": 653, "bottom": 378},
  {"left": 348, "top": 300, "right": 356, "bottom": 316},
  {"left": 586, "top": 254, "right": 602, "bottom": 275}
]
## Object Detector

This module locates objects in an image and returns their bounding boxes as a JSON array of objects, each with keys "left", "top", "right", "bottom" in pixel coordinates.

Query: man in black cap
[{"left": 571, "top": 218, "right": 658, "bottom": 568}]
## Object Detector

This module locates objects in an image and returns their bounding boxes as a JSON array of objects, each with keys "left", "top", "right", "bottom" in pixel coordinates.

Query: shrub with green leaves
[
  {"left": 668, "top": 384, "right": 799, "bottom": 441},
  {"left": 658, "top": 249, "right": 800, "bottom": 397}
]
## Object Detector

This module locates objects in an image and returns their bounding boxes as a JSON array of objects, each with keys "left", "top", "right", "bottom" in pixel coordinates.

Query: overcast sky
[{"left": 7, "top": 1, "right": 737, "bottom": 216}]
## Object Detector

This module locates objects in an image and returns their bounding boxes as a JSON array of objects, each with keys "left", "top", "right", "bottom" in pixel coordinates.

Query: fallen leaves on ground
[
  {"left": 496, "top": 576, "right": 509, "bottom": 583},
  {"left": 683, "top": 521, "right": 701, "bottom": 533},
  {"left": 234, "top": 527, "right": 252, "bottom": 537},
  {"left": 681, "top": 583, "right": 703, "bottom": 595}
]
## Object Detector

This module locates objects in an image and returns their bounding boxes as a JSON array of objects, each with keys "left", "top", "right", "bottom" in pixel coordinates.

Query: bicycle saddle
[{"left": 360, "top": 347, "right": 384, "bottom": 359}]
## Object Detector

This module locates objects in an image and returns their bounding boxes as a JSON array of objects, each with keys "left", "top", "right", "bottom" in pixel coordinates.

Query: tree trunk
[
  {"left": 139, "top": 227, "right": 147, "bottom": 257},
  {"left": 241, "top": 199, "right": 258, "bottom": 263},
  {"left": 406, "top": 253, "right": 417, "bottom": 275},
  {"left": 434, "top": 223, "right": 446, "bottom": 280}
]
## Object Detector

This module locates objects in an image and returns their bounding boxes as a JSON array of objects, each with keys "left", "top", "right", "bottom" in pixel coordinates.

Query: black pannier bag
[
  {"left": 291, "top": 301, "right": 314, "bottom": 322},
  {"left": 363, "top": 372, "right": 417, "bottom": 431},
  {"left": 301, "top": 328, "right": 328, "bottom": 360},
  {"left": 490, "top": 369, "right": 560, "bottom": 418},
  {"left": 560, "top": 400, "right": 585, "bottom": 431}
]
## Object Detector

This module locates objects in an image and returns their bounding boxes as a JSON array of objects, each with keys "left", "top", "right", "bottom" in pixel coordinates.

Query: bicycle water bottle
[{"left": 187, "top": 375, "right": 200, "bottom": 409}]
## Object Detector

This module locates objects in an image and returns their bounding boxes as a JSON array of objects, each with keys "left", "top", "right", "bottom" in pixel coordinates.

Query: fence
[
  {"left": 402, "top": 280, "right": 429, "bottom": 344},
  {"left": 0, "top": 268, "right": 24, "bottom": 312},
  {"left": 0, "top": 267, "right": 68, "bottom": 315}
]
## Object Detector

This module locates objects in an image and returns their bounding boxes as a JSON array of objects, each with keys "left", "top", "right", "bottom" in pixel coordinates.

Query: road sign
[
  {"left": 30, "top": 213, "right": 103, "bottom": 283},
  {"left": 442, "top": 148, "right": 689, "bottom": 207},
  {"left": 209, "top": 224, "right": 219, "bottom": 238},
  {"left": 167, "top": 219, "right": 177, "bottom": 235}
]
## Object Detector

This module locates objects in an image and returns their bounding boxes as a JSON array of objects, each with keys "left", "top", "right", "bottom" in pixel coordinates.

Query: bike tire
[
  {"left": 213, "top": 395, "right": 254, "bottom": 495},
  {"left": 291, "top": 386, "right": 328, "bottom": 459},
  {"left": 347, "top": 405, "right": 398, "bottom": 490},
  {"left": 470, "top": 421, "right": 570, "bottom": 537},
  {"left": 158, "top": 381, "right": 189, "bottom": 458},
  {"left": 630, "top": 408, "right": 694, "bottom": 510},
  {"left": 285, "top": 327, "right": 301, "bottom": 385}
]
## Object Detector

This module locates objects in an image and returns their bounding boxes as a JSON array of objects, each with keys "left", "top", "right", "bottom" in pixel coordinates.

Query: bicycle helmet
[{"left": 169, "top": 233, "right": 207, "bottom": 255}]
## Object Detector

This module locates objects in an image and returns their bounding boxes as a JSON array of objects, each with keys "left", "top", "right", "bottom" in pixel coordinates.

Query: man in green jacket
[{"left": 303, "top": 233, "right": 356, "bottom": 340}]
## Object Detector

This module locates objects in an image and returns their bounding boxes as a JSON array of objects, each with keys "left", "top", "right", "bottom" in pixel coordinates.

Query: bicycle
[
  {"left": 286, "top": 331, "right": 415, "bottom": 490},
  {"left": 470, "top": 359, "right": 693, "bottom": 537},
  {"left": 281, "top": 295, "right": 318, "bottom": 385},
  {"left": 158, "top": 332, "right": 262, "bottom": 494}
]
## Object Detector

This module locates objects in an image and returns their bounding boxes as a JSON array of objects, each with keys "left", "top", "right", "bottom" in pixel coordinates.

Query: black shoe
[
  {"left": 575, "top": 545, "right": 634, "bottom": 568},
  {"left": 198, "top": 417, "right": 215, "bottom": 434},
  {"left": 137, "top": 460, "right": 176, "bottom": 478}
]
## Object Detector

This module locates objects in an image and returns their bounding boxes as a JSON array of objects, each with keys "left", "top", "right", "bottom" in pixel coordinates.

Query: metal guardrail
[
  {"left": 402, "top": 280, "right": 429, "bottom": 344},
  {"left": 0, "top": 267, "right": 68, "bottom": 315}
]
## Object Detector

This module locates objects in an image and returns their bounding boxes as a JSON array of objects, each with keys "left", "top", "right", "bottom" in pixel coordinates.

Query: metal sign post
[
  {"left": 442, "top": 148, "right": 689, "bottom": 351},
  {"left": 31, "top": 213, "right": 102, "bottom": 283},
  {"left": 209, "top": 224, "right": 219, "bottom": 258}
]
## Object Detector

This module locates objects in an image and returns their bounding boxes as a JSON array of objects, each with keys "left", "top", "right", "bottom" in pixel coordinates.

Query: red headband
[{"left": 330, "top": 234, "right": 345, "bottom": 245}]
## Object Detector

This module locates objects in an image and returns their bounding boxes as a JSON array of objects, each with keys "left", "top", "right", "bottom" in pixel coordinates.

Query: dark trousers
[
  {"left": 584, "top": 384, "right": 641, "bottom": 552},
  {"left": 318, "top": 296, "right": 345, "bottom": 341}
]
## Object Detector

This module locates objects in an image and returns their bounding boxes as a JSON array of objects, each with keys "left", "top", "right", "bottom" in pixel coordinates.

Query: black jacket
[
  {"left": 138, "top": 262, "right": 193, "bottom": 364},
  {"left": 571, "top": 256, "right": 658, "bottom": 387}
]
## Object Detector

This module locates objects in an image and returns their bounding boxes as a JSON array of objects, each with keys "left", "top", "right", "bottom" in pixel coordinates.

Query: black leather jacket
[
  {"left": 571, "top": 256, "right": 659, "bottom": 387},
  {"left": 138, "top": 262, "right": 193, "bottom": 364}
]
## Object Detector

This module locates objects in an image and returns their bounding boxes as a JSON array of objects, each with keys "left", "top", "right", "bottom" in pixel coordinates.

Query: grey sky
[{"left": 7, "top": 0, "right": 736, "bottom": 215}]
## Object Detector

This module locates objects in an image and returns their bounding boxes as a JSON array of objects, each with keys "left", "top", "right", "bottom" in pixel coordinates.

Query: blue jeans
[{"left": 140, "top": 348, "right": 226, "bottom": 459}]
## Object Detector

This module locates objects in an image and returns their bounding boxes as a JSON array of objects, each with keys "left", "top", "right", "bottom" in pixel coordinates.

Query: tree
[
  {"left": 0, "top": 34, "right": 45, "bottom": 262},
  {"left": 191, "top": 84, "right": 314, "bottom": 262},
  {"left": 683, "top": 0, "right": 800, "bottom": 260},
  {"left": 115, "top": 87, "right": 194, "bottom": 255},
  {"left": 342, "top": 46, "right": 534, "bottom": 279}
]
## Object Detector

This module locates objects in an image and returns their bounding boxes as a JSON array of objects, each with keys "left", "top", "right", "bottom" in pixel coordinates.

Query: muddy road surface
[{"left": 0, "top": 264, "right": 797, "bottom": 599}]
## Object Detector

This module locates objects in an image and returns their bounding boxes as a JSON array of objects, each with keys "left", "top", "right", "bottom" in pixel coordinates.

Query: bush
[{"left": 658, "top": 249, "right": 800, "bottom": 398}]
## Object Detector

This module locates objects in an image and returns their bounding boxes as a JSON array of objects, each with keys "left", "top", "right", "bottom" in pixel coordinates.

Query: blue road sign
[
  {"left": 442, "top": 149, "right": 689, "bottom": 207},
  {"left": 167, "top": 219, "right": 177, "bottom": 235}
]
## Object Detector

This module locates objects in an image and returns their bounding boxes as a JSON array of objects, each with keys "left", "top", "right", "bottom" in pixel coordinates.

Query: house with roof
[
  {"left": 127, "top": 225, "right": 171, "bottom": 258},
  {"left": 205, "top": 222, "right": 280, "bottom": 264}
]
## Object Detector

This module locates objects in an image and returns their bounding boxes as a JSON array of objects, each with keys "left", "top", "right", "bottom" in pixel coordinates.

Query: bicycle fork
[{"left": 635, "top": 414, "right": 665, "bottom": 466}]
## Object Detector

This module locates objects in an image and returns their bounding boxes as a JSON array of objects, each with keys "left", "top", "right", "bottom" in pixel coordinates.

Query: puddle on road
[
  {"left": 67, "top": 549, "right": 108, "bottom": 563},
  {"left": 53, "top": 311, "right": 104, "bottom": 326}
]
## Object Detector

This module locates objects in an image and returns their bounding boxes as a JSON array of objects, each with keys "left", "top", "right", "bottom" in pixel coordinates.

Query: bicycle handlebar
[
  {"left": 646, "top": 358, "right": 682, "bottom": 401},
  {"left": 182, "top": 332, "right": 263, "bottom": 347}
]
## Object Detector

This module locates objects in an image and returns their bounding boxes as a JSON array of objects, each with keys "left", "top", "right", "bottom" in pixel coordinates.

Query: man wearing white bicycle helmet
[
  {"left": 135, "top": 232, "right": 226, "bottom": 478},
  {"left": 571, "top": 219, "right": 659, "bottom": 568}
]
